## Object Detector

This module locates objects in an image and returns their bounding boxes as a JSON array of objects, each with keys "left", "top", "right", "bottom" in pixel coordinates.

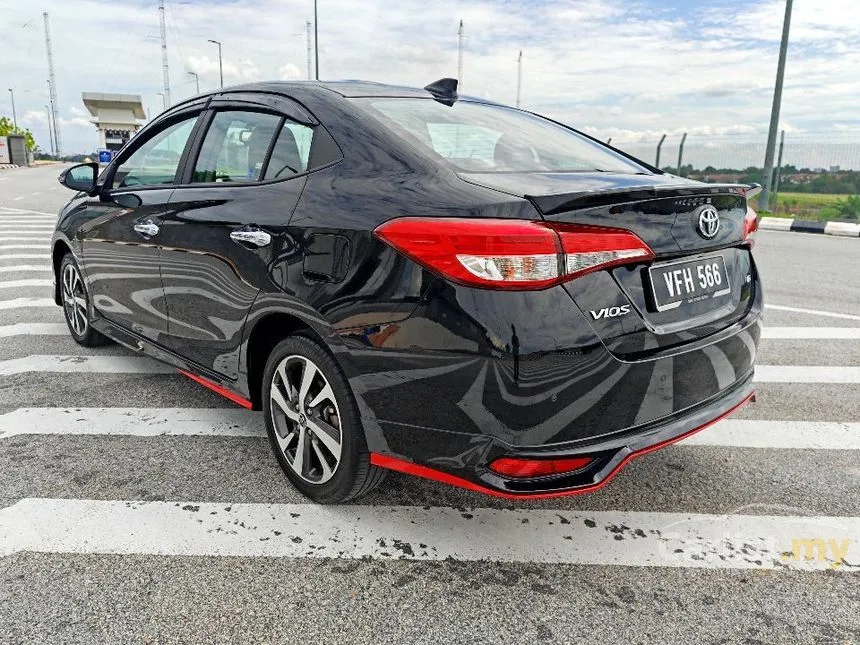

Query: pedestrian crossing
[{"left": 0, "top": 210, "right": 858, "bottom": 576}]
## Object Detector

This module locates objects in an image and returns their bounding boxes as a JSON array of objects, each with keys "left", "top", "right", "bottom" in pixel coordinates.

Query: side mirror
[{"left": 59, "top": 162, "right": 99, "bottom": 195}]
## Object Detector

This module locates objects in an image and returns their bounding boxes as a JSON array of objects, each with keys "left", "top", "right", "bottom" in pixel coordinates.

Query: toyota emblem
[{"left": 697, "top": 206, "right": 720, "bottom": 239}]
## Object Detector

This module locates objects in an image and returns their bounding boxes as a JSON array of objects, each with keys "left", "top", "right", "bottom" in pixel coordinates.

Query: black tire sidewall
[
  {"left": 262, "top": 335, "right": 367, "bottom": 503},
  {"left": 59, "top": 253, "right": 98, "bottom": 346}
]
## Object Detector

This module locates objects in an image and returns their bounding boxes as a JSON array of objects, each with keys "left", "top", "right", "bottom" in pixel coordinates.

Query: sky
[{"left": 2, "top": 0, "right": 859, "bottom": 164}]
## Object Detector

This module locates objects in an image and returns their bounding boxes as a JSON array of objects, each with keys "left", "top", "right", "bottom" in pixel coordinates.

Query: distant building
[
  {"left": 82, "top": 92, "right": 146, "bottom": 153},
  {"left": 830, "top": 165, "right": 841, "bottom": 173}
]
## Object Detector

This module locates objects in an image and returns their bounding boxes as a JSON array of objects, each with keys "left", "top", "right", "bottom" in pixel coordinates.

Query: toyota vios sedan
[{"left": 53, "top": 78, "right": 761, "bottom": 503}]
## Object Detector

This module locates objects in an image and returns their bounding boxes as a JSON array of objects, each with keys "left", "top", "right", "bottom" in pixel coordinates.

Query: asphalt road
[{"left": 0, "top": 164, "right": 858, "bottom": 645}]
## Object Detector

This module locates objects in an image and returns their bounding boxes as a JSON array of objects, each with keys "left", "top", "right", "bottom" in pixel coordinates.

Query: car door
[
  {"left": 157, "top": 94, "right": 318, "bottom": 379},
  {"left": 79, "top": 108, "right": 203, "bottom": 341}
]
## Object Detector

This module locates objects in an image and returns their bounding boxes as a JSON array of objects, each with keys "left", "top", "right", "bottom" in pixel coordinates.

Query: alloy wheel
[
  {"left": 269, "top": 354, "right": 343, "bottom": 484},
  {"left": 61, "top": 263, "right": 88, "bottom": 336}
]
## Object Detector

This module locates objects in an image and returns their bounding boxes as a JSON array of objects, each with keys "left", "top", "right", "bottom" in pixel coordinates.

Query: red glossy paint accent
[
  {"left": 489, "top": 456, "right": 593, "bottom": 478},
  {"left": 370, "top": 391, "right": 754, "bottom": 500},
  {"left": 178, "top": 369, "right": 253, "bottom": 409},
  {"left": 743, "top": 208, "right": 758, "bottom": 247}
]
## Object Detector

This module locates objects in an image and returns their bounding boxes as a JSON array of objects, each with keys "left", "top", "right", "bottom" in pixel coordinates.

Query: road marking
[
  {"left": 0, "top": 244, "right": 49, "bottom": 251},
  {"left": 0, "top": 279, "right": 51, "bottom": 290},
  {"left": 755, "top": 365, "right": 860, "bottom": 384},
  {"left": 0, "top": 224, "right": 55, "bottom": 230},
  {"left": 762, "top": 327, "right": 860, "bottom": 340},
  {"left": 0, "top": 499, "right": 856, "bottom": 570},
  {"left": 2, "top": 409, "right": 856, "bottom": 451},
  {"left": 766, "top": 304, "right": 860, "bottom": 322},
  {"left": 682, "top": 420, "right": 860, "bottom": 450},
  {"left": 0, "top": 298, "right": 56, "bottom": 310},
  {"left": 11, "top": 196, "right": 22, "bottom": 201},
  {"left": 0, "top": 265, "right": 51, "bottom": 274},
  {"left": 0, "top": 408, "right": 260, "bottom": 439},
  {"left": 3, "top": 236, "right": 52, "bottom": 242},
  {"left": 0, "top": 207, "right": 57, "bottom": 216},
  {"left": 0, "top": 323, "right": 67, "bottom": 338},
  {"left": 0, "top": 254, "right": 50, "bottom": 261},
  {"left": 0, "top": 355, "right": 174, "bottom": 376}
]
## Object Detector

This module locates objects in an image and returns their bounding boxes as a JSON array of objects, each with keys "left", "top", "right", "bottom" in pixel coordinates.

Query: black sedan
[{"left": 52, "top": 78, "right": 761, "bottom": 503}]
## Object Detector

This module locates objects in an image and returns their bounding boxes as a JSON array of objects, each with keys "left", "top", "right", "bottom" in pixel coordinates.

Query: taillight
[
  {"left": 374, "top": 217, "right": 653, "bottom": 290},
  {"left": 743, "top": 207, "right": 758, "bottom": 246},
  {"left": 489, "top": 456, "right": 594, "bottom": 478}
]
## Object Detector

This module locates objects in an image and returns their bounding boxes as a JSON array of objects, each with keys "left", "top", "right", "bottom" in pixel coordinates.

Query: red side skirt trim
[
  {"left": 370, "top": 392, "right": 754, "bottom": 500},
  {"left": 178, "top": 369, "right": 253, "bottom": 409}
]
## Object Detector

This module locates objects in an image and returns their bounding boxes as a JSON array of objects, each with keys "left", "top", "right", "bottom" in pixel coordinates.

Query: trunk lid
[{"left": 459, "top": 171, "right": 758, "bottom": 358}]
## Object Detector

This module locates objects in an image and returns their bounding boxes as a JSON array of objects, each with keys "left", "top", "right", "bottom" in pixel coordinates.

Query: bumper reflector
[{"left": 489, "top": 456, "right": 594, "bottom": 479}]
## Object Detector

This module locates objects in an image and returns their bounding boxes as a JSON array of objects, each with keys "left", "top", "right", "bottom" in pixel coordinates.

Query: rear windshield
[{"left": 355, "top": 98, "right": 646, "bottom": 174}]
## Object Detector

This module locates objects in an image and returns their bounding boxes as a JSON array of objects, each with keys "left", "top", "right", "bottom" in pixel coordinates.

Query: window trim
[
  {"left": 100, "top": 106, "right": 208, "bottom": 196},
  {"left": 173, "top": 102, "right": 343, "bottom": 191}
]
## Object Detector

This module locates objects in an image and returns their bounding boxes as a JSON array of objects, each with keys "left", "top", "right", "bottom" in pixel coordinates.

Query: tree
[
  {"left": 0, "top": 116, "right": 37, "bottom": 151},
  {"left": 834, "top": 195, "right": 860, "bottom": 221}
]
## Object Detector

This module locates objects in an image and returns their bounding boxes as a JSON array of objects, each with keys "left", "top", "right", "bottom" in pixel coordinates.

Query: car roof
[{"left": 223, "top": 80, "right": 453, "bottom": 99}]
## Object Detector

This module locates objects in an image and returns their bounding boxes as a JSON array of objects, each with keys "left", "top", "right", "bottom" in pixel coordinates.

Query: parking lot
[{"left": 1, "top": 164, "right": 858, "bottom": 644}]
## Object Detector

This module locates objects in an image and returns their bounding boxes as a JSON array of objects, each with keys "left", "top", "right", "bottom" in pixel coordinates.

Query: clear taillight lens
[{"left": 374, "top": 217, "right": 654, "bottom": 290}]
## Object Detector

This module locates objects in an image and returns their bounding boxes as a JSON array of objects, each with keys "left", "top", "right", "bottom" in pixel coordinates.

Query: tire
[
  {"left": 262, "top": 335, "right": 386, "bottom": 503},
  {"left": 59, "top": 253, "right": 109, "bottom": 347}
]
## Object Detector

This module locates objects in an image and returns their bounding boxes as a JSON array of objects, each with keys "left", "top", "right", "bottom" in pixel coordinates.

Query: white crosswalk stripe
[
  {"left": 0, "top": 499, "right": 856, "bottom": 571},
  {"left": 0, "top": 265, "right": 51, "bottom": 274},
  {"left": 0, "top": 355, "right": 173, "bottom": 376},
  {"left": 762, "top": 327, "right": 860, "bottom": 339},
  {"left": 0, "top": 297, "right": 55, "bottom": 310},
  {"left": 0, "top": 244, "right": 50, "bottom": 250},
  {"left": 754, "top": 365, "right": 860, "bottom": 384},
  {"left": 0, "top": 323, "right": 67, "bottom": 337},
  {"left": 0, "top": 278, "right": 52, "bottom": 290}
]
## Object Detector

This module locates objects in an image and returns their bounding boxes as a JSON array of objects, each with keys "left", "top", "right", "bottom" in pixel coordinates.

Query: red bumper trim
[
  {"left": 178, "top": 369, "right": 253, "bottom": 409},
  {"left": 370, "top": 391, "right": 754, "bottom": 500}
]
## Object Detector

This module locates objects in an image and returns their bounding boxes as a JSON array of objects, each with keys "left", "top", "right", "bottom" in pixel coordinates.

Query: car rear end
[{"left": 350, "top": 93, "right": 761, "bottom": 497}]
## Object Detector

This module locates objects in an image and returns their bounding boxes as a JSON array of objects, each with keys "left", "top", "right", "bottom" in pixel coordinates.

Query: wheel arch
[{"left": 51, "top": 239, "right": 74, "bottom": 305}]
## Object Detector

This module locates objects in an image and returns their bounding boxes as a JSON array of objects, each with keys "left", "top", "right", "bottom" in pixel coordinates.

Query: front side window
[
  {"left": 192, "top": 111, "right": 283, "bottom": 183},
  {"left": 112, "top": 116, "right": 198, "bottom": 189},
  {"left": 355, "top": 98, "right": 646, "bottom": 174}
]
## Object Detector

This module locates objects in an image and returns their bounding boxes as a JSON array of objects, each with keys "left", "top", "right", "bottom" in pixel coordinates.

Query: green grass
[{"left": 762, "top": 192, "right": 854, "bottom": 221}]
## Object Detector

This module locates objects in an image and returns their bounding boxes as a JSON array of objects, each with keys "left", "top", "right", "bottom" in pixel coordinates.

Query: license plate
[{"left": 649, "top": 255, "right": 731, "bottom": 312}]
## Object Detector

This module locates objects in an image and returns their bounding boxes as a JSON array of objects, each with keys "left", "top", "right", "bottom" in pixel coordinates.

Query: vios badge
[
  {"left": 696, "top": 206, "right": 721, "bottom": 239},
  {"left": 590, "top": 305, "right": 630, "bottom": 320}
]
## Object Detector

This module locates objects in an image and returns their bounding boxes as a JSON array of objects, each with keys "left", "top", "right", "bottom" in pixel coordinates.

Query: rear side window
[
  {"left": 192, "top": 111, "right": 282, "bottom": 183},
  {"left": 262, "top": 122, "right": 315, "bottom": 180}
]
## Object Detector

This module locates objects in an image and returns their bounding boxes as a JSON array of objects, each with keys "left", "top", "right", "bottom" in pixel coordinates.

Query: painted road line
[
  {"left": 765, "top": 304, "right": 860, "bottom": 322},
  {"left": 754, "top": 365, "right": 860, "bottom": 384},
  {"left": 0, "top": 245, "right": 50, "bottom": 251},
  {"left": 0, "top": 207, "right": 57, "bottom": 216},
  {"left": 682, "top": 420, "right": 860, "bottom": 450},
  {"left": 0, "top": 254, "right": 50, "bottom": 261},
  {"left": 3, "top": 237, "right": 52, "bottom": 243},
  {"left": 0, "top": 266, "right": 51, "bottom": 274},
  {"left": 0, "top": 499, "right": 856, "bottom": 571},
  {"left": 0, "top": 279, "right": 52, "bottom": 290},
  {"left": 0, "top": 408, "right": 261, "bottom": 439},
  {"left": 0, "top": 298, "right": 56, "bottom": 310},
  {"left": 0, "top": 323, "right": 68, "bottom": 338},
  {"left": 0, "top": 355, "right": 173, "bottom": 376},
  {"left": 762, "top": 327, "right": 860, "bottom": 340},
  {"left": 3, "top": 409, "right": 857, "bottom": 451}
]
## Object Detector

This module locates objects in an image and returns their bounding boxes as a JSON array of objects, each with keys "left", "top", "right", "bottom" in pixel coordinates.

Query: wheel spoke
[
  {"left": 290, "top": 425, "right": 307, "bottom": 477},
  {"left": 278, "top": 428, "right": 297, "bottom": 451},
  {"left": 307, "top": 417, "right": 341, "bottom": 462},
  {"left": 307, "top": 382, "right": 334, "bottom": 410},
  {"left": 270, "top": 384, "right": 300, "bottom": 422},
  {"left": 298, "top": 359, "right": 317, "bottom": 408},
  {"left": 311, "top": 439, "right": 333, "bottom": 481}
]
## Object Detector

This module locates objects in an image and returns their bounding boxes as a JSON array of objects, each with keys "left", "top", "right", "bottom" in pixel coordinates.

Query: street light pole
[
  {"left": 313, "top": 0, "right": 319, "bottom": 80},
  {"left": 208, "top": 39, "right": 223, "bottom": 88},
  {"left": 8, "top": 89, "right": 17, "bottom": 129},
  {"left": 759, "top": 0, "right": 793, "bottom": 210},
  {"left": 188, "top": 71, "right": 200, "bottom": 94},
  {"left": 45, "top": 104, "right": 54, "bottom": 156},
  {"left": 157, "top": 92, "right": 165, "bottom": 110}
]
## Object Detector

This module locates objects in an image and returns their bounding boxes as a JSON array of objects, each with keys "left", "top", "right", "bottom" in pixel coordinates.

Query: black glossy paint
[{"left": 52, "top": 79, "right": 762, "bottom": 497}]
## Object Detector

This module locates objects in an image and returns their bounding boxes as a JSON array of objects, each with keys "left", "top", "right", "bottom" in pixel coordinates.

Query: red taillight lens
[
  {"left": 743, "top": 207, "right": 758, "bottom": 246},
  {"left": 374, "top": 217, "right": 654, "bottom": 290},
  {"left": 489, "top": 456, "right": 594, "bottom": 478}
]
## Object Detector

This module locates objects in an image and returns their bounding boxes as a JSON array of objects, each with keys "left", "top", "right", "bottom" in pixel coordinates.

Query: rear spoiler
[{"left": 529, "top": 183, "right": 760, "bottom": 215}]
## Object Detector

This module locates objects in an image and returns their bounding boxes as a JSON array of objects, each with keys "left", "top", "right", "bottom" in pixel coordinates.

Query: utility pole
[
  {"left": 457, "top": 19, "right": 464, "bottom": 90},
  {"left": 7, "top": 89, "right": 16, "bottom": 129},
  {"left": 306, "top": 20, "right": 313, "bottom": 80},
  {"left": 516, "top": 50, "right": 522, "bottom": 108},
  {"left": 158, "top": 0, "right": 171, "bottom": 107},
  {"left": 43, "top": 12, "right": 62, "bottom": 155},
  {"left": 773, "top": 129, "right": 786, "bottom": 205},
  {"left": 156, "top": 93, "right": 165, "bottom": 111},
  {"left": 676, "top": 132, "right": 687, "bottom": 176},
  {"left": 47, "top": 81, "right": 58, "bottom": 157},
  {"left": 208, "top": 40, "right": 223, "bottom": 88},
  {"left": 655, "top": 134, "right": 667, "bottom": 169},
  {"left": 188, "top": 71, "right": 199, "bottom": 94},
  {"left": 314, "top": 0, "right": 319, "bottom": 80},
  {"left": 45, "top": 105, "right": 54, "bottom": 156},
  {"left": 759, "top": 0, "right": 793, "bottom": 210}
]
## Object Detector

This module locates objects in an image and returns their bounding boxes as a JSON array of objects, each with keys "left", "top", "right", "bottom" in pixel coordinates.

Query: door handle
[
  {"left": 133, "top": 221, "right": 159, "bottom": 237},
  {"left": 230, "top": 229, "right": 271, "bottom": 248}
]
